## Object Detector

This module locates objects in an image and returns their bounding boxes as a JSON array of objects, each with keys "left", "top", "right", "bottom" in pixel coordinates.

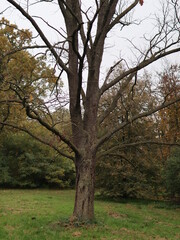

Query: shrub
[
  {"left": 164, "top": 148, "right": 180, "bottom": 198},
  {"left": 0, "top": 133, "right": 75, "bottom": 188}
]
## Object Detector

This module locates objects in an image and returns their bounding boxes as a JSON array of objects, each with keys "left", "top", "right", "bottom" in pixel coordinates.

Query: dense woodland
[{"left": 0, "top": 18, "right": 179, "bottom": 200}]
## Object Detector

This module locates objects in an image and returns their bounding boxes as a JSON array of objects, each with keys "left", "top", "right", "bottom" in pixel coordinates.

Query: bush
[
  {"left": 96, "top": 154, "right": 162, "bottom": 199},
  {"left": 0, "top": 133, "right": 75, "bottom": 188},
  {"left": 164, "top": 148, "right": 180, "bottom": 198}
]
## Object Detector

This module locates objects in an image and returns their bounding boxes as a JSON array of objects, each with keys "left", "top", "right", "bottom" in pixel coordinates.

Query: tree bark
[{"left": 73, "top": 153, "right": 96, "bottom": 221}]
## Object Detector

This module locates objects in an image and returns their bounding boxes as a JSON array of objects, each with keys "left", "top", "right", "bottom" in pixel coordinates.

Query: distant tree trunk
[{"left": 73, "top": 153, "right": 96, "bottom": 220}]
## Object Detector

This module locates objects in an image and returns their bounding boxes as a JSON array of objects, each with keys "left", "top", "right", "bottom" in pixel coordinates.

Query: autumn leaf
[{"left": 139, "top": 0, "right": 144, "bottom": 6}]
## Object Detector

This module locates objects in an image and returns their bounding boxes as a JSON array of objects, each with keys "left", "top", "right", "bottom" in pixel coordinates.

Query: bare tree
[{"left": 1, "top": 0, "right": 180, "bottom": 220}]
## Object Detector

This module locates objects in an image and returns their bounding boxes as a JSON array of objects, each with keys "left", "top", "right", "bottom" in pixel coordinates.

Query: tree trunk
[{"left": 73, "top": 154, "right": 96, "bottom": 221}]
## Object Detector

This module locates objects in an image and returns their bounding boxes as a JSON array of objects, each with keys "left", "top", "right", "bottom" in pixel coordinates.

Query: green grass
[{"left": 0, "top": 190, "right": 179, "bottom": 239}]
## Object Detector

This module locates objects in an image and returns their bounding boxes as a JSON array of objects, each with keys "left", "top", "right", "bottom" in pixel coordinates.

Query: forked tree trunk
[{"left": 73, "top": 154, "right": 96, "bottom": 221}]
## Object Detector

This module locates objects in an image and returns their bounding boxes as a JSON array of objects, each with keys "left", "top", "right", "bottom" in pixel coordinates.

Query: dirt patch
[
  {"left": 4, "top": 225, "right": 15, "bottom": 236},
  {"left": 4, "top": 225, "right": 15, "bottom": 232},
  {"left": 72, "top": 231, "right": 82, "bottom": 237},
  {"left": 5, "top": 207, "right": 27, "bottom": 215},
  {"left": 109, "top": 212, "right": 128, "bottom": 219}
]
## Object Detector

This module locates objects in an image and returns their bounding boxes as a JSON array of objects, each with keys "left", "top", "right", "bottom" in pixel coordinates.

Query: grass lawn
[{"left": 0, "top": 190, "right": 179, "bottom": 239}]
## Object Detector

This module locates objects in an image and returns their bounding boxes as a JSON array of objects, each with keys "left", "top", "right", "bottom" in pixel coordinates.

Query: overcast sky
[{"left": 1, "top": 0, "right": 179, "bottom": 78}]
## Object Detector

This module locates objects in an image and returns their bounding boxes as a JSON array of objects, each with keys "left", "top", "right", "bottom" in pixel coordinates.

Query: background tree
[
  {"left": 96, "top": 69, "right": 162, "bottom": 199},
  {"left": 1, "top": 0, "right": 180, "bottom": 221},
  {"left": 0, "top": 18, "right": 71, "bottom": 157},
  {"left": 0, "top": 18, "right": 74, "bottom": 189},
  {"left": 157, "top": 65, "right": 180, "bottom": 161},
  {"left": 163, "top": 148, "right": 180, "bottom": 200}
]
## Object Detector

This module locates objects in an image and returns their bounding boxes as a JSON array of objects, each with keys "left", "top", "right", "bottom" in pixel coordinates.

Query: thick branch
[
  {"left": 107, "top": 0, "right": 139, "bottom": 32},
  {"left": 98, "top": 73, "right": 135, "bottom": 124},
  {"left": 96, "top": 96, "right": 180, "bottom": 150},
  {"left": 98, "top": 152, "right": 137, "bottom": 169},
  {"left": 101, "top": 47, "right": 180, "bottom": 94},
  {"left": 98, "top": 141, "right": 180, "bottom": 158},
  {"left": 94, "top": 0, "right": 118, "bottom": 47},
  {"left": 0, "top": 121, "right": 74, "bottom": 160},
  {"left": 3, "top": 45, "right": 48, "bottom": 57},
  {"left": 0, "top": 98, "right": 79, "bottom": 155},
  {"left": 24, "top": 104, "right": 79, "bottom": 155}
]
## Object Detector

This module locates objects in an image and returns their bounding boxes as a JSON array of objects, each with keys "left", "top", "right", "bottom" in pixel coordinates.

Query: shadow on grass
[
  {"left": 95, "top": 193, "right": 180, "bottom": 210},
  {"left": 49, "top": 217, "right": 104, "bottom": 231}
]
